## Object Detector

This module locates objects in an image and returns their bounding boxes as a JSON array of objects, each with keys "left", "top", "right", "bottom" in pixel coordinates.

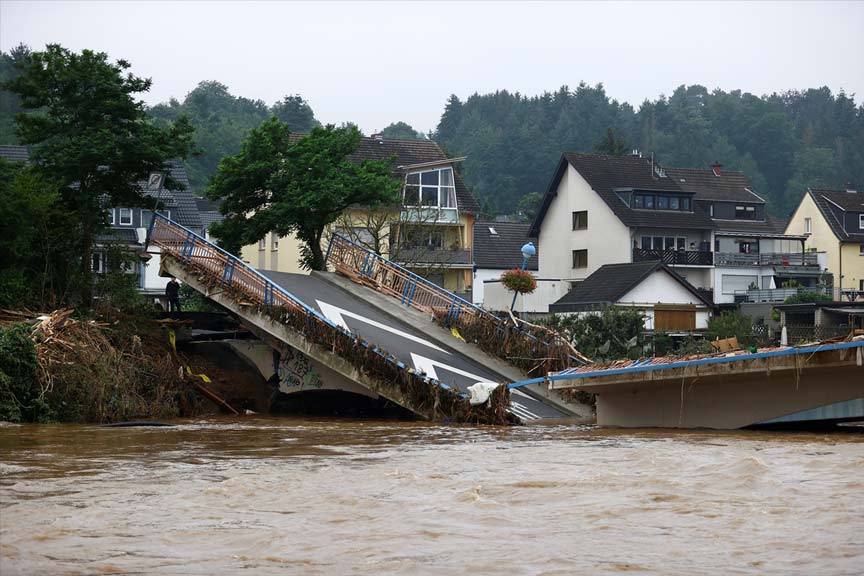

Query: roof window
[{"left": 488, "top": 227, "right": 497, "bottom": 235}]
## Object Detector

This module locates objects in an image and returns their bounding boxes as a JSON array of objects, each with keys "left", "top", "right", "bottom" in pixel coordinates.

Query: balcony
[
  {"left": 734, "top": 286, "right": 863, "bottom": 303},
  {"left": 714, "top": 252, "right": 819, "bottom": 267},
  {"left": 391, "top": 247, "right": 473, "bottom": 267},
  {"left": 400, "top": 207, "right": 460, "bottom": 224},
  {"left": 633, "top": 248, "right": 713, "bottom": 266}
]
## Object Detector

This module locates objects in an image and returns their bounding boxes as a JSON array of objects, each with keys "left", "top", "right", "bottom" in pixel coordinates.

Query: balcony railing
[
  {"left": 715, "top": 252, "right": 819, "bottom": 267},
  {"left": 733, "top": 286, "right": 863, "bottom": 303},
  {"left": 400, "top": 207, "right": 460, "bottom": 224},
  {"left": 633, "top": 248, "right": 713, "bottom": 266}
]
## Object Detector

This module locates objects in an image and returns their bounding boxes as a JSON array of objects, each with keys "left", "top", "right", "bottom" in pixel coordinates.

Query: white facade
[
  {"left": 483, "top": 278, "right": 569, "bottom": 313},
  {"left": 617, "top": 269, "right": 711, "bottom": 330},
  {"left": 537, "top": 165, "right": 631, "bottom": 283},
  {"left": 472, "top": 268, "right": 505, "bottom": 305}
]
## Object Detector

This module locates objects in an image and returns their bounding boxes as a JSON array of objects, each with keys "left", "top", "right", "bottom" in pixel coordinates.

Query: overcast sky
[{"left": 2, "top": 1, "right": 862, "bottom": 134}]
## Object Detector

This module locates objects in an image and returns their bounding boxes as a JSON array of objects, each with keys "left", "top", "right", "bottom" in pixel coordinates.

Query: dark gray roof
[
  {"left": 809, "top": 188, "right": 864, "bottom": 242},
  {"left": 0, "top": 145, "right": 28, "bottom": 163},
  {"left": 288, "top": 133, "right": 480, "bottom": 214},
  {"left": 530, "top": 154, "right": 716, "bottom": 237},
  {"left": 473, "top": 221, "right": 538, "bottom": 270},
  {"left": 549, "top": 260, "right": 712, "bottom": 313},
  {"left": 713, "top": 215, "right": 790, "bottom": 236},
  {"left": 96, "top": 227, "right": 141, "bottom": 245},
  {"left": 196, "top": 198, "right": 224, "bottom": 231},
  {"left": 666, "top": 167, "right": 763, "bottom": 203}
]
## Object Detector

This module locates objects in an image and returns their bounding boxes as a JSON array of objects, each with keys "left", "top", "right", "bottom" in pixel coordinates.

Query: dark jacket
[{"left": 165, "top": 281, "right": 180, "bottom": 299}]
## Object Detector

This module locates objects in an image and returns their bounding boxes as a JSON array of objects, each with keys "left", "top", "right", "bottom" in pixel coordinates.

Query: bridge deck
[{"left": 258, "top": 271, "right": 565, "bottom": 421}]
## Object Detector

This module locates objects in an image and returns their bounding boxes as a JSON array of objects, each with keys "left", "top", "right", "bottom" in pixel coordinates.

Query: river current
[{"left": 1, "top": 417, "right": 862, "bottom": 575}]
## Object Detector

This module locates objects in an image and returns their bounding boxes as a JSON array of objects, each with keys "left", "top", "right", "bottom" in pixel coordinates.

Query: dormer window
[
  {"left": 404, "top": 167, "right": 457, "bottom": 210},
  {"left": 632, "top": 193, "right": 691, "bottom": 212},
  {"left": 735, "top": 205, "right": 756, "bottom": 220}
]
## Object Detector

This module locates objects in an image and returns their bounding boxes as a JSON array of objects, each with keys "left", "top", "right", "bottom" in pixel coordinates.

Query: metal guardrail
[
  {"left": 734, "top": 286, "right": 864, "bottom": 303},
  {"left": 326, "top": 232, "right": 490, "bottom": 326},
  {"left": 632, "top": 248, "right": 713, "bottom": 266},
  {"left": 325, "top": 232, "right": 589, "bottom": 366},
  {"left": 715, "top": 252, "right": 819, "bottom": 267},
  {"left": 145, "top": 213, "right": 459, "bottom": 394}
]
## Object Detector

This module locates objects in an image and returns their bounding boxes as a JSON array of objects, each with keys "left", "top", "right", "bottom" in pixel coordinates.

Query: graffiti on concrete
[{"left": 277, "top": 347, "right": 322, "bottom": 391}]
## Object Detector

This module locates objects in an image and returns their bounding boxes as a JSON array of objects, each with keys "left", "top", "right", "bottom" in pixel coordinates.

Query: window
[
  {"left": 641, "top": 236, "right": 686, "bottom": 250},
  {"left": 572, "top": 249, "right": 588, "bottom": 269},
  {"left": 860, "top": 244, "right": 864, "bottom": 256},
  {"left": 141, "top": 210, "right": 152, "bottom": 229},
  {"left": 735, "top": 205, "right": 756, "bottom": 220},
  {"left": 859, "top": 214, "right": 864, "bottom": 229},
  {"left": 805, "top": 217, "right": 812, "bottom": 234},
  {"left": 403, "top": 167, "right": 457, "bottom": 209},
  {"left": 403, "top": 229, "right": 443, "bottom": 249},
  {"left": 572, "top": 211, "right": 588, "bottom": 230},
  {"left": 271, "top": 233, "right": 279, "bottom": 251},
  {"left": 709, "top": 204, "right": 714, "bottom": 217},
  {"left": 258, "top": 238, "right": 266, "bottom": 251},
  {"left": 118, "top": 208, "right": 132, "bottom": 225},
  {"left": 633, "top": 193, "right": 690, "bottom": 211},
  {"left": 92, "top": 252, "right": 104, "bottom": 274},
  {"left": 106, "top": 209, "right": 115, "bottom": 225}
]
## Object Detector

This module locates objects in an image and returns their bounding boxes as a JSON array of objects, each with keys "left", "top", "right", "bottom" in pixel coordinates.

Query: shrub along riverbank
[{"left": 0, "top": 309, "right": 186, "bottom": 423}]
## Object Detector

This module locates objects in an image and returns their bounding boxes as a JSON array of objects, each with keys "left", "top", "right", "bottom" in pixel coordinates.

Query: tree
[
  {"left": 0, "top": 44, "right": 30, "bottom": 144},
  {"left": 516, "top": 192, "right": 543, "bottom": 222},
  {"left": 208, "top": 120, "right": 402, "bottom": 270},
  {"left": 271, "top": 95, "right": 319, "bottom": 132},
  {"left": 380, "top": 121, "right": 424, "bottom": 140},
  {"left": 5, "top": 45, "right": 195, "bottom": 306},
  {"left": 593, "top": 127, "right": 629, "bottom": 156}
]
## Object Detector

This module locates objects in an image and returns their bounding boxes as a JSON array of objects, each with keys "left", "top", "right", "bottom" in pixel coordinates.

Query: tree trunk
[{"left": 310, "top": 228, "right": 325, "bottom": 271}]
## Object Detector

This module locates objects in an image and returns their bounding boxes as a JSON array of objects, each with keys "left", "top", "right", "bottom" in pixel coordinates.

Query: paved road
[{"left": 260, "top": 271, "right": 565, "bottom": 421}]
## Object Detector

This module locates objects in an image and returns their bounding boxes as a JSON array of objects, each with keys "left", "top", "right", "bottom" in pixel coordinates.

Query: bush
[
  {"left": 783, "top": 290, "right": 832, "bottom": 304},
  {"left": 706, "top": 311, "right": 755, "bottom": 347},
  {"left": 500, "top": 268, "right": 537, "bottom": 294},
  {"left": 543, "top": 306, "right": 645, "bottom": 360},
  {"left": 0, "top": 324, "right": 46, "bottom": 422}
]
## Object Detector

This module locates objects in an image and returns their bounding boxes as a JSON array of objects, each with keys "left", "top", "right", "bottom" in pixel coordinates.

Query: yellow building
[
  {"left": 785, "top": 187, "right": 864, "bottom": 297},
  {"left": 241, "top": 135, "right": 480, "bottom": 294}
]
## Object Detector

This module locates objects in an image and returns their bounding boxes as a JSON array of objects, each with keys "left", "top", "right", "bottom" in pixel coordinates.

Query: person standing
[{"left": 166, "top": 277, "right": 181, "bottom": 314}]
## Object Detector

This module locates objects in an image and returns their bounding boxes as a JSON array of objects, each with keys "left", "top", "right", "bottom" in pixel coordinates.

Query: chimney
[
  {"left": 630, "top": 149, "right": 641, "bottom": 158},
  {"left": 371, "top": 133, "right": 384, "bottom": 142},
  {"left": 711, "top": 162, "right": 723, "bottom": 177}
]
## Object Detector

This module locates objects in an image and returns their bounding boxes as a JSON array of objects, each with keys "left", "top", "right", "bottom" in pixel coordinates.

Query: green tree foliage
[
  {"left": 380, "top": 121, "right": 424, "bottom": 140},
  {"left": 705, "top": 311, "right": 755, "bottom": 347},
  {"left": 208, "top": 120, "right": 401, "bottom": 270},
  {"left": 271, "top": 94, "right": 320, "bottom": 132},
  {"left": 0, "top": 44, "right": 30, "bottom": 144},
  {"left": 782, "top": 290, "right": 832, "bottom": 304},
  {"left": 435, "top": 83, "right": 863, "bottom": 216},
  {"left": 4, "top": 45, "right": 195, "bottom": 306},
  {"left": 0, "top": 159, "right": 79, "bottom": 309},
  {"left": 516, "top": 191, "right": 542, "bottom": 222},
  {"left": 149, "top": 82, "right": 319, "bottom": 190},
  {"left": 593, "top": 127, "right": 630, "bottom": 156},
  {"left": 0, "top": 324, "right": 43, "bottom": 423},
  {"left": 543, "top": 307, "right": 646, "bottom": 360}
]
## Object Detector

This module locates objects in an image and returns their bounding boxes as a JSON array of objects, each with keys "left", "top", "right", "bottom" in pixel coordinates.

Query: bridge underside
[{"left": 550, "top": 344, "right": 864, "bottom": 429}]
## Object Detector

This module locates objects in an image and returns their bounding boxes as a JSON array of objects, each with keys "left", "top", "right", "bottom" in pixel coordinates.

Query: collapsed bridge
[{"left": 147, "top": 214, "right": 589, "bottom": 423}]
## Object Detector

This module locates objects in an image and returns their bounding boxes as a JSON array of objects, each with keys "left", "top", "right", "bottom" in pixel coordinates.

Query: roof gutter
[{"left": 397, "top": 157, "right": 467, "bottom": 171}]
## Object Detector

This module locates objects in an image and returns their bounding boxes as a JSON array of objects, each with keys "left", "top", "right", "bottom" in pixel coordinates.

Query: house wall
[
  {"left": 840, "top": 242, "right": 864, "bottom": 293},
  {"left": 482, "top": 278, "right": 568, "bottom": 314},
  {"left": 712, "top": 266, "right": 765, "bottom": 304},
  {"left": 785, "top": 193, "right": 840, "bottom": 286},
  {"left": 473, "top": 268, "right": 504, "bottom": 304},
  {"left": 618, "top": 270, "right": 710, "bottom": 330},
  {"left": 537, "top": 165, "right": 631, "bottom": 282}
]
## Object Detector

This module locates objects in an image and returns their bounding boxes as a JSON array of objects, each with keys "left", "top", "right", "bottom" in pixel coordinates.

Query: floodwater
[{"left": 1, "top": 418, "right": 862, "bottom": 575}]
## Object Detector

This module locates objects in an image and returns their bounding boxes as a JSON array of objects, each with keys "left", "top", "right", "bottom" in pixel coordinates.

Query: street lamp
[{"left": 510, "top": 241, "right": 536, "bottom": 312}]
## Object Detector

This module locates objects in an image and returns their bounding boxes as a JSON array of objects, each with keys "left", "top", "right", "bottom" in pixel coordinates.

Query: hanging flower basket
[{"left": 500, "top": 268, "right": 537, "bottom": 295}]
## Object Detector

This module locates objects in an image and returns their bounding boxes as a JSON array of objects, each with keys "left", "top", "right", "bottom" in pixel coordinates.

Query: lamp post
[{"left": 510, "top": 241, "right": 536, "bottom": 312}]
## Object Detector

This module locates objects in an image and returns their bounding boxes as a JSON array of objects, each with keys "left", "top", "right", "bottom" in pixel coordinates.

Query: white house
[
  {"left": 528, "top": 153, "right": 821, "bottom": 306},
  {"left": 548, "top": 261, "right": 714, "bottom": 331}
]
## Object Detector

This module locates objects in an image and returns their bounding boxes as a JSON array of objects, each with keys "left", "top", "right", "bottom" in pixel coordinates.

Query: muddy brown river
[{"left": 1, "top": 417, "right": 862, "bottom": 575}]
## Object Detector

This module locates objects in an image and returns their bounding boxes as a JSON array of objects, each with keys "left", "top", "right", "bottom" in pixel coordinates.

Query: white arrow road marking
[
  {"left": 410, "top": 353, "right": 541, "bottom": 421},
  {"left": 317, "top": 300, "right": 448, "bottom": 353}
]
